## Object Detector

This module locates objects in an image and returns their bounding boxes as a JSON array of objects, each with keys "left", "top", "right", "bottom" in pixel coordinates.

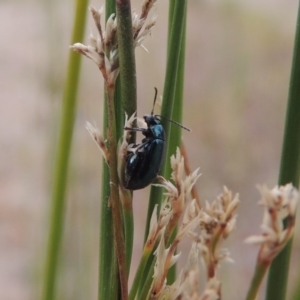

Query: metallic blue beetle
[
  {"left": 124, "top": 88, "right": 165, "bottom": 190},
  {"left": 124, "top": 112, "right": 166, "bottom": 190},
  {"left": 123, "top": 88, "right": 190, "bottom": 190}
]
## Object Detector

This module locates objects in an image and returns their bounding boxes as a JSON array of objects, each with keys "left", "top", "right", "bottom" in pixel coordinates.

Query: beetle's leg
[
  {"left": 127, "top": 140, "right": 148, "bottom": 153},
  {"left": 124, "top": 126, "right": 147, "bottom": 133},
  {"left": 135, "top": 141, "right": 148, "bottom": 152}
]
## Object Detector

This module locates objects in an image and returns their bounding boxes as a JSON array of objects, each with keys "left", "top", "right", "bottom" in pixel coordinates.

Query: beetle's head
[{"left": 143, "top": 114, "right": 160, "bottom": 126}]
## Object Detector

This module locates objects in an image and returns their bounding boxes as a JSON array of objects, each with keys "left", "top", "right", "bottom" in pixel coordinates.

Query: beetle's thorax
[{"left": 142, "top": 115, "right": 165, "bottom": 140}]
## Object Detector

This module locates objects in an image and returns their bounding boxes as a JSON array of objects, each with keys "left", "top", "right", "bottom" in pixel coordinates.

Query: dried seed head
[
  {"left": 159, "top": 270, "right": 183, "bottom": 300},
  {"left": 134, "top": 15, "right": 157, "bottom": 50},
  {"left": 146, "top": 205, "right": 159, "bottom": 248},
  {"left": 170, "top": 147, "right": 185, "bottom": 185},
  {"left": 70, "top": 43, "right": 104, "bottom": 67},
  {"left": 183, "top": 167, "right": 201, "bottom": 199},
  {"left": 245, "top": 183, "right": 298, "bottom": 263},
  {"left": 86, "top": 122, "right": 108, "bottom": 161},
  {"left": 90, "top": 6, "right": 104, "bottom": 41},
  {"left": 146, "top": 149, "right": 239, "bottom": 298},
  {"left": 183, "top": 188, "right": 239, "bottom": 280},
  {"left": 132, "top": 0, "right": 158, "bottom": 51},
  {"left": 199, "top": 277, "right": 221, "bottom": 300},
  {"left": 152, "top": 232, "right": 167, "bottom": 296},
  {"left": 71, "top": 3, "right": 157, "bottom": 83},
  {"left": 155, "top": 176, "right": 179, "bottom": 200},
  {"left": 118, "top": 113, "right": 137, "bottom": 188},
  {"left": 152, "top": 234, "right": 181, "bottom": 298},
  {"left": 145, "top": 201, "right": 172, "bottom": 250},
  {"left": 176, "top": 212, "right": 200, "bottom": 242},
  {"left": 141, "top": 0, "right": 157, "bottom": 19},
  {"left": 203, "top": 187, "right": 239, "bottom": 238},
  {"left": 120, "top": 113, "right": 136, "bottom": 157},
  {"left": 159, "top": 200, "right": 173, "bottom": 228},
  {"left": 155, "top": 148, "right": 202, "bottom": 239},
  {"left": 258, "top": 184, "right": 298, "bottom": 217},
  {"left": 105, "top": 13, "right": 117, "bottom": 49}
]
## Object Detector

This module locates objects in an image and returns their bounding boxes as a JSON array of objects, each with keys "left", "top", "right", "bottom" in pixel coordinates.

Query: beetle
[{"left": 123, "top": 88, "right": 190, "bottom": 190}]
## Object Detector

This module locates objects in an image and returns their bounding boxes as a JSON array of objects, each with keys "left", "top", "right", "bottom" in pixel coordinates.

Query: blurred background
[{"left": 1, "top": 0, "right": 300, "bottom": 299}]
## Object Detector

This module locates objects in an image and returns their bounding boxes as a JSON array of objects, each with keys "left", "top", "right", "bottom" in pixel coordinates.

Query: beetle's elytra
[
  {"left": 124, "top": 113, "right": 166, "bottom": 190},
  {"left": 123, "top": 88, "right": 190, "bottom": 190}
]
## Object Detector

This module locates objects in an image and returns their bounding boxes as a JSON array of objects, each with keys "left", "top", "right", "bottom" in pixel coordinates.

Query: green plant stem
[
  {"left": 98, "top": 3, "right": 120, "bottom": 300},
  {"left": 265, "top": 2, "right": 300, "bottom": 300},
  {"left": 166, "top": 2, "right": 187, "bottom": 285},
  {"left": 115, "top": 0, "right": 136, "bottom": 280},
  {"left": 142, "top": 0, "right": 187, "bottom": 289},
  {"left": 116, "top": 0, "right": 137, "bottom": 137},
  {"left": 168, "top": 9, "right": 186, "bottom": 153},
  {"left": 99, "top": 162, "right": 118, "bottom": 300},
  {"left": 137, "top": 260, "right": 155, "bottom": 300},
  {"left": 42, "top": 1, "right": 88, "bottom": 300},
  {"left": 115, "top": 76, "right": 124, "bottom": 138},
  {"left": 106, "top": 84, "right": 128, "bottom": 300},
  {"left": 121, "top": 187, "right": 134, "bottom": 275},
  {"left": 145, "top": 0, "right": 187, "bottom": 243},
  {"left": 160, "top": 0, "right": 187, "bottom": 138},
  {"left": 129, "top": 249, "right": 152, "bottom": 300},
  {"left": 293, "top": 273, "right": 300, "bottom": 299},
  {"left": 246, "top": 261, "right": 269, "bottom": 300}
]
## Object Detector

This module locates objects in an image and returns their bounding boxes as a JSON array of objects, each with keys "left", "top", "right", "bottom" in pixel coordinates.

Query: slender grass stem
[
  {"left": 164, "top": 0, "right": 187, "bottom": 284},
  {"left": 292, "top": 273, "right": 300, "bottom": 299},
  {"left": 160, "top": 0, "right": 187, "bottom": 138},
  {"left": 145, "top": 0, "right": 187, "bottom": 243},
  {"left": 106, "top": 84, "right": 128, "bottom": 300},
  {"left": 98, "top": 3, "right": 119, "bottom": 299},
  {"left": 116, "top": 0, "right": 137, "bottom": 134},
  {"left": 99, "top": 161, "right": 118, "bottom": 300},
  {"left": 120, "top": 187, "right": 134, "bottom": 275},
  {"left": 129, "top": 249, "right": 152, "bottom": 300},
  {"left": 115, "top": 0, "right": 137, "bottom": 280},
  {"left": 265, "top": 2, "right": 300, "bottom": 299},
  {"left": 142, "top": 0, "right": 187, "bottom": 289},
  {"left": 42, "top": 1, "right": 88, "bottom": 299},
  {"left": 137, "top": 260, "right": 155, "bottom": 300},
  {"left": 246, "top": 261, "right": 269, "bottom": 300}
]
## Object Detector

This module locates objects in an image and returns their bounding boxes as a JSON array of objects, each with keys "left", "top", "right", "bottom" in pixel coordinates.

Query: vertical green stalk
[
  {"left": 98, "top": 3, "right": 119, "bottom": 300},
  {"left": 129, "top": 249, "right": 152, "bottom": 300},
  {"left": 145, "top": 0, "right": 187, "bottom": 242},
  {"left": 42, "top": 1, "right": 89, "bottom": 300},
  {"left": 116, "top": 0, "right": 137, "bottom": 278},
  {"left": 165, "top": 0, "right": 187, "bottom": 171},
  {"left": 99, "top": 0, "right": 136, "bottom": 297},
  {"left": 106, "top": 83, "right": 128, "bottom": 300},
  {"left": 137, "top": 260, "right": 155, "bottom": 300},
  {"left": 246, "top": 261, "right": 269, "bottom": 300},
  {"left": 116, "top": 0, "right": 137, "bottom": 121},
  {"left": 99, "top": 162, "right": 119, "bottom": 300},
  {"left": 265, "top": 2, "right": 300, "bottom": 300},
  {"left": 293, "top": 274, "right": 300, "bottom": 299},
  {"left": 166, "top": 2, "right": 187, "bottom": 285},
  {"left": 160, "top": 0, "right": 187, "bottom": 135},
  {"left": 143, "top": 0, "right": 187, "bottom": 287}
]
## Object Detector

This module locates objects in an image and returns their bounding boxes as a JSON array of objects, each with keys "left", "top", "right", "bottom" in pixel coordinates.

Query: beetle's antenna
[
  {"left": 156, "top": 115, "right": 191, "bottom": 131},
  {"left": 151, "top": 87, "right": 158, "bottom": 116}
]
